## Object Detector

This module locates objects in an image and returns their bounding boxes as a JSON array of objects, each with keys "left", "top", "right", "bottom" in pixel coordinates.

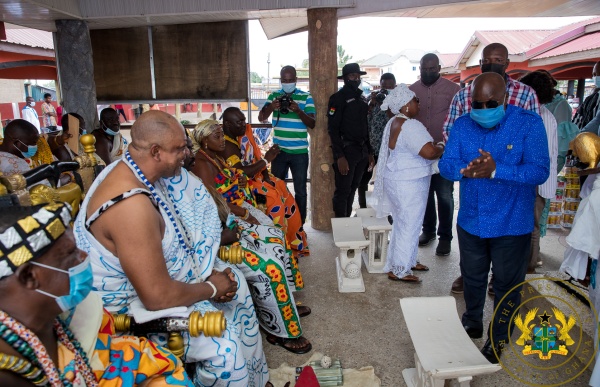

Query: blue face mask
[
  {"left": 593, "top": 76, "right": 600, "bottom": 88},
  {"left": 102, "top": 122, "right": 120, "bottom": 136},
  {"left": 470, "top": 105, "right": 505, "bottom": 129},
  {"left": 14, "top": 140, "right": 38, "bottom": 158},
  {"left": 32, "top": 257, "right": 94, "bottom": 312},
  {"left": 281, "top": 82, "right": 296, "bottom": 94}
]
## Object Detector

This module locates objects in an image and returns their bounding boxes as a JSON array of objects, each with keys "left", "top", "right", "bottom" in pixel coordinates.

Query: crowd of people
[{"left": 0, "top": 38, "right": 599, "bottom": 385}]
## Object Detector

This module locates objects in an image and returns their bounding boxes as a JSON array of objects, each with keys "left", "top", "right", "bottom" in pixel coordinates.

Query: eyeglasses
[{"left": 472, "top": 100, "right": 501, "bottom": 109}]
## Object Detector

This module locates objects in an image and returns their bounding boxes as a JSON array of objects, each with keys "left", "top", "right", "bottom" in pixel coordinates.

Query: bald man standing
[
  {"left": 439, "top": 73, "right": 549, "bottom": 364},
  {"left": 74, "top": 111, "right": 270, "bottom": 386}
]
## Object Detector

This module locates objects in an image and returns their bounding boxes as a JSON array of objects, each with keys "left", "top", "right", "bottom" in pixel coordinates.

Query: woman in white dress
[{"left": 373, "top": 84, "right": 445, "bottom": 283}]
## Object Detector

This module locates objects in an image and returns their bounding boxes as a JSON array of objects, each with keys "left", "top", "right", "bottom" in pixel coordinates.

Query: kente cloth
[
  {"left": 70, "top": 293, "right": 193, "bottom": 386},
  {"left": 235, "top": 124, "right": 309, "bottom": 257},
  {"left": 109, "top": 133, "right": 127, "bottom": 163},
  {"left": 74, "top": 162, "right": 269, "bottom": 387},
  {"left": 212, "top": 163, "right": 304, "bottom": 290},
  {"left": 232, "top": 218, "right": 303, "bottom": 338}
]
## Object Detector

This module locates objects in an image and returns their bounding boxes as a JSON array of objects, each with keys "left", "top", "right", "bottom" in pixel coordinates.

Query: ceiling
[{"left": 1, "top": 0, "right": 599, "bottom": 39}]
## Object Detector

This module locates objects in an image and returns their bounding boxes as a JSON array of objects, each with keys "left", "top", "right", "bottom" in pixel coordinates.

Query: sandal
[
  {"left": 412, "top": 263, "right": 429, "bottom": 271},
  {"left": 297, "top": 305, "right": 311, "bottom": 318},
  {"left": 266, "top": 334, "right": 312, "bottom": 354},
  {"left": 388, "top": 273, "right": 422, "bottom": 283}
]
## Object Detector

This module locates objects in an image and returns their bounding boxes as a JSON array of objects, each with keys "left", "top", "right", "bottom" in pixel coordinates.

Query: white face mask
[
  {"left": 29, "top": 102, "right": 36, "bottom": 107},
  {"left": 281, "top": 82, "right": 296, "bottom": 94},
  {"left": 594, "top": 76, "right": 600, "bottom": 88}
]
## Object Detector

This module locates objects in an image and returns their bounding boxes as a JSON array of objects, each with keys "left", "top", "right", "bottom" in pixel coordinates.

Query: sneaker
[
  {"left": 488, "top": 275, "right": 495, "bottom": 296},
  {"left": 418, "top": 232, "right": 436, "bottom": 246},
  {"left": 451, "top": 276, "right": 464, "bottom": 294},
  {"left": 436, "top": 240, "right": 451, "bottom": 256}
]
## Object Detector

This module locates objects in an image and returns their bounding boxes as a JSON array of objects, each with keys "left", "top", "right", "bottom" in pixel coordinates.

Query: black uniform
[{"left": 327, "top": 84, "right": 373, "bottom": 217}]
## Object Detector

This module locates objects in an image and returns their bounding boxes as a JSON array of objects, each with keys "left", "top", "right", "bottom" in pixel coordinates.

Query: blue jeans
[
  {"left": 422, "top": 174, "right": 454, "bottom": 240},
  {"left": 270, "top": 151, "right": 309, "bottom": 224},
  {"left": 458, "top": 225, "right": 530, "bottom": 345}
]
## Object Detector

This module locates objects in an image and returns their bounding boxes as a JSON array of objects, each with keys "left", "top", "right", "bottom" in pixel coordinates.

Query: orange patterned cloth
[{"left": 235, "top": 124, "right": 310, "bottom": 258}]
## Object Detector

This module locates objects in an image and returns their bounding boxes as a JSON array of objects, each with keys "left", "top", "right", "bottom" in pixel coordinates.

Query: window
[{"left": 412, "top": 66, "right": 416, "bottom": 71}]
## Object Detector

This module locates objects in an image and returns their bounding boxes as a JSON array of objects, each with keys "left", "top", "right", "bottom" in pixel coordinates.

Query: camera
[
  {"left": 277, "top": 94, "right": 293, "bottom": 115},
  {"left": 375, "top": 89, "right": 389, "bottom": 103}
]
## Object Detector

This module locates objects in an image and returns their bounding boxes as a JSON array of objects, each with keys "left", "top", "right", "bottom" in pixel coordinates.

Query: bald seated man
[
  {"left": 439, "top": 72, "right": 550, "bottom": 364},
  {"left": 74, "top": 110, "right": 271, "bottom": 386},
  {"left": 0, "top": 119, "right": 40, "bottom": 176}
]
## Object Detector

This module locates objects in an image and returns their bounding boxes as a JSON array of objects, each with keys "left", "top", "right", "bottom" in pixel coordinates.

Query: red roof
[
  {"left": 3, "top": 27, "right": 54, "bottom": 50},
  {"left": 532, "top": 31, "right": 600, "bottom": 59},
  {"left": 475, "top": 30, "right": 555, "bottom": 55},
  {"left": 438, "top": 53, "right": 460, "bottom": 68}
]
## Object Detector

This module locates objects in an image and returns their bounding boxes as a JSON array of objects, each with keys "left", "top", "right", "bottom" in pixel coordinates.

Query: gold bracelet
[{"left": 242, "top": 209, "right": 250, "bottom": 220}]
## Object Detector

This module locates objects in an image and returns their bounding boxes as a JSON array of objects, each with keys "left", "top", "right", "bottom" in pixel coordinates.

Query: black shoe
[
  {"left": 435, "top": 240, "right": 451, "bottom": 256},
  {"left": 418, "top": 232, "right": 436, "bottom": 246},
  {"left": 463, "top": 325, "right": 483, "bottom": 339},
  {"left": 481, "top": 338, "right": 503, "bottom": 364}
]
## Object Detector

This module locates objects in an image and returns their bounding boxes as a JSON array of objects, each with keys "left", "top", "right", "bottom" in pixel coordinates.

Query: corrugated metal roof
[
  {"left": 361, "top": 53, "right": 394, "bottom": 67},
  {"left": 3, "top": 26, "right": 54, "bottom": 50},
  {"left": 438, "top": 53, "right": 460, "bottom": 68},
  {"left": 532, "top": 31, "right": 600, "bottom": 59},
  {"left": 475, "top": 30, "right": 554, "bottom": 55}
]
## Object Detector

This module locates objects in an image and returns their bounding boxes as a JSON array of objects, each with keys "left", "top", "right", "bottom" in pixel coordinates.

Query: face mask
[
  {"left": 281, "top": 83, "right": 296, "bottom": 94},
  {"left": 14, "top": 140, "right": 38, "bottom": 158},
  {"left": 344, "top": 79, "right": 361, "bottom": 91},
  {"left": 32, "top": 257, "right": 93, "bottom": 312},
  {"left": 420, "top": 72, "right": 439, "bottom": 86},
  {"left": 594, "top": 76, "right": 600, "bottom": 88},
  {"left": 28, "top": 102, "right": 36, "bottom": 107},
  {"left": 102, "top": 122, "right": 120, "bottom": 136},
  {"left": 481, "top": 63, "right": 505, "bottom": 76},
  {"left": 470, "top": 105, "right": 506, "bottom": 129}
]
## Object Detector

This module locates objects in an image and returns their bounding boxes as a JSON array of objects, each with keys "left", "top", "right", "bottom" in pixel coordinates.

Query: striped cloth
[
  {"left": 263, "top": 89, "right": 315, "bottom": 154},
  {"left": 442, "top": 76, "right": 540, "bottom": 141}
]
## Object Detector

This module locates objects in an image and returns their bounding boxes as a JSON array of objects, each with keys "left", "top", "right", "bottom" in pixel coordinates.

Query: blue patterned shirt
[{"left": 439, "top": 105, "right": 550, "bottom": 238}]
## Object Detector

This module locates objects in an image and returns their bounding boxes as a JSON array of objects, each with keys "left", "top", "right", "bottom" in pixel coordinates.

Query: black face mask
[
  {"left": 481, "top": 63, "right": 505, "bottom": 76},
  {"left": 420, "top": 72, "right": 440, "bottom": 86},
  {"left": 344, "top": 79, "right": 361, "bottom": 91}
]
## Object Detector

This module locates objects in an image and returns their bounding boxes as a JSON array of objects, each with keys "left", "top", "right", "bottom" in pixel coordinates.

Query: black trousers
[
  {"left": 358, "top": 155, "right": 378, "bottom": 208},
  {"left": 332, "top": 146, "right": 369, "bottom": 218}
]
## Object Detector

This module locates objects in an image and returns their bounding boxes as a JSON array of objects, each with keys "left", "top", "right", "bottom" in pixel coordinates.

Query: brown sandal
[
  {"left": 297, "top": 305, "right": 311, "bottom": 318},
  {"left": 412, "top": 263, "right": 429, "bottom": 271},
  {"left": 266, "top": 334, "right": 312, "bottom": 354},
  {"left": 388, "top": 273, "right": 422, "bottom": 283}
]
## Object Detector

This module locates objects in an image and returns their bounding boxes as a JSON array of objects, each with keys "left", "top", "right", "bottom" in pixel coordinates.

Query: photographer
[
  {"left": 259, "top": 65, "right": 315, "bottom": 224},
  {"left": 358, "top": 72, "right": 396, "bottom": 208}
]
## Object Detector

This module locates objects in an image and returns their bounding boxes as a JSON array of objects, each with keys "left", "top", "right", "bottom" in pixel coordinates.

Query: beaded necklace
[
  {"left": 224, "top": 135, "right": 239, "bottom": 147},
  {"left": 395, "top": 112, "right": 410, "bottom": 120},
  {"left": 0, "top": 310, "right": 97, "bottom": 387},
  {"left": 197, "top": 148, "right": 228, "bottom": 175},
  {"left": 124, "top": 151, "right": 193, "bottom": 256}
]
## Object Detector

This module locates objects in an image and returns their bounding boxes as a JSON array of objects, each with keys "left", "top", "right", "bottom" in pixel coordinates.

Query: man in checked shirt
[{"left": 444, "top": 42, "right": 540, "bottom": 295}]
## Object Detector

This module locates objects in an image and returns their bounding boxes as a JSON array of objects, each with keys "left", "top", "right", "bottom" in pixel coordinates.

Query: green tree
[
  {"left": 337, "top": 45, "right": 353, "bottom": 67},
  {"left": 301, "top": 58, "right": 309, "bottom": 68},
  {"left": 250, "top": 72, "right": 263, "bottom": 83}
]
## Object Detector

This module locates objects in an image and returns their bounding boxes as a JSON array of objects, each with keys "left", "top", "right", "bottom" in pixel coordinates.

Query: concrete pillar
[
  {"left": 567, "top": 80, "right": 575, "bottom": 97},
  {"left": 576, "top": 78, "right": 586, "bottom": 102},
  {"left": 54, "top": 20, "right": 98, "bottom": 131},
  {"left": 307, "top": 8, "right": 337, "bottom": 231}
]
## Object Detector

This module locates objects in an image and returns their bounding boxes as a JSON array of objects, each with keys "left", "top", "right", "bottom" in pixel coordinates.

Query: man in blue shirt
[{"left": 439, "top": 73, "right": 549, "bottom": 363}]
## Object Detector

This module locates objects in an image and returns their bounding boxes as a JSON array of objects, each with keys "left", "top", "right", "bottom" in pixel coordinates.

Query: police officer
[{"left": 328, "top": 63, "right": 375, "bottom": 217}]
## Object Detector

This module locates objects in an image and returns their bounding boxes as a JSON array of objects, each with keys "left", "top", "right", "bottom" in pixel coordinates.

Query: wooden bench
[
  {"left": 400, "top": 297, "right": 501, "bottom": 387},
  {"left": 354, "top": 208, "right": 392, "bottom": 274},
  {"left": 331, "top": 217, "right": 370, "bottom": 292}
]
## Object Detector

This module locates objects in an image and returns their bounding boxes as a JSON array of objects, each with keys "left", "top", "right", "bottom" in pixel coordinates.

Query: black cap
[{"left": 338, "top": 63, "right": 367, "bottom": 79}]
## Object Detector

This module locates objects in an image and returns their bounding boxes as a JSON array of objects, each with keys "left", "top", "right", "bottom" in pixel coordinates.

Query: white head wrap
[{"left": 380, "top": 84, "right": 415, "bottom": 115}]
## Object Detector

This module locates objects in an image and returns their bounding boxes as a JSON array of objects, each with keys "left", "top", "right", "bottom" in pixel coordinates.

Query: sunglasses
[{"left": 472, "top": 100, "right": 502, "bottom": 109}]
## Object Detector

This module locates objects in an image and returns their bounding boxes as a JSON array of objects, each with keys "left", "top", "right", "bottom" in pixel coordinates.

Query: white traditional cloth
[
  {"left": 74, "top": 161, "right": 269, "bottom": 387},
  {"left": 109, "top": 132, "right": 127, "bottom": 162},
  {"left": 560, "top": 176, "right": 600, "bottom": 279},
  {"left": 0, "top": 151, "right": 52, "bottom": 187},
  {"left": 380, "top": 84, "right": 415, "bottom": 115},
  {"left": 373, "top": 116, "right": 435, "bottom": 278},
  {"left": 372, "top": 117, "right": 435, "bottom": 217},
  {"left": 538, "top": 105, "right": 558, "bottom": 199},
  {"left": 21, "top": 106, "right": 41, "bottom": 132}
]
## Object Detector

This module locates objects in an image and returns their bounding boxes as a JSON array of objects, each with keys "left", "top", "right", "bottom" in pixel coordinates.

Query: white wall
[{"left": 0, "top": 79, "right": 24, "bottom": 103}]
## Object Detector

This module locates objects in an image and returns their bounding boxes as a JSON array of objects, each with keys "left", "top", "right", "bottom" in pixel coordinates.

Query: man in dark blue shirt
[{"left": 439, "top": 72, "right": 549, "bottom": 363}]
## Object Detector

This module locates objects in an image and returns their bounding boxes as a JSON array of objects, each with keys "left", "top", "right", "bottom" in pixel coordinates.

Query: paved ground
[{"left": 261, "top": 182, "right": 595, "bottom": 387}]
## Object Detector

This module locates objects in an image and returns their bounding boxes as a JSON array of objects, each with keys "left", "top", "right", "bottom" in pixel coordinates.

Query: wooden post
[
  {"left": 175, "top": 103, "right": 181, "bottom": 121},
  {"left": 308, "top": 8, "right": 337, "bottom": 231}
]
